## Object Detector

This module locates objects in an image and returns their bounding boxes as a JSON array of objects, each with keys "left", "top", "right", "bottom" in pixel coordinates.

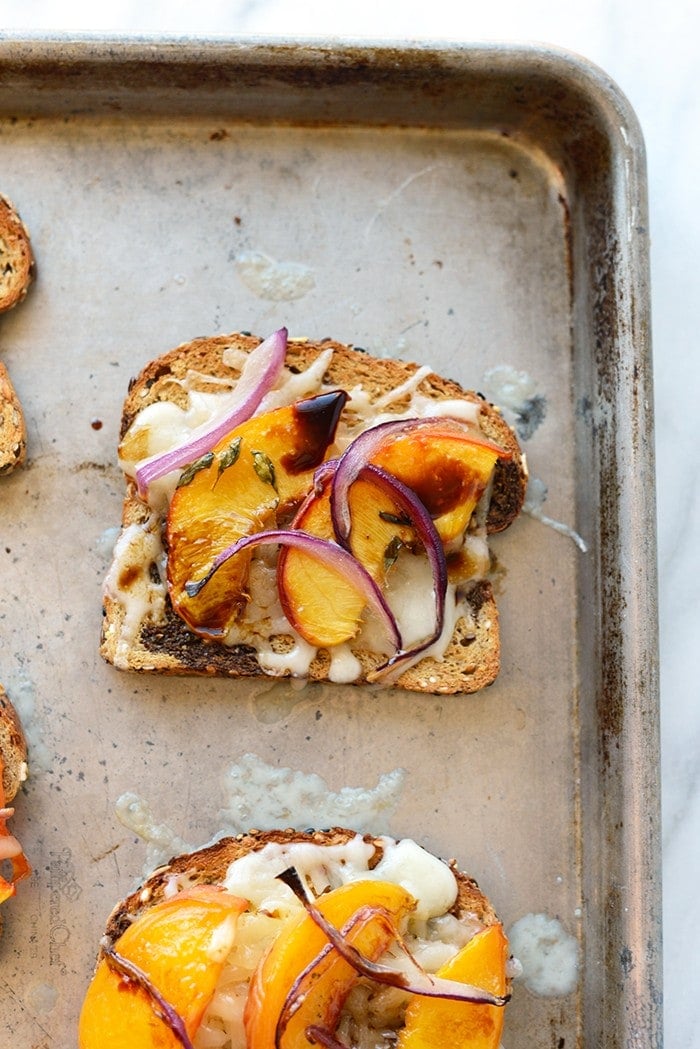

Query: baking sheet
[{"left": 0, "top": 38, "right": 660, "bottom": 1047}]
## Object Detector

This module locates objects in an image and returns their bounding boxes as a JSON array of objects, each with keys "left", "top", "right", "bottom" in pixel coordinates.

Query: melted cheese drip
[
  {"left": 102, "top": 519, "right": 166, "bottom": 667},
  {"left": 507, "top": 912, "right": 578, "bottom": 996},
  {"left": 117, "top": 754, "right": 408, "bottom": 877},
  {"left": 106, "top": 348, "right": 495, "bottom": 682}
]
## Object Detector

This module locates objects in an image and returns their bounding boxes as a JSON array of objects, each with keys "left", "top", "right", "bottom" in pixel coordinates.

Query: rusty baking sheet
[{"left": 0, "top": 37, "right": 660, "bottom": 1048}]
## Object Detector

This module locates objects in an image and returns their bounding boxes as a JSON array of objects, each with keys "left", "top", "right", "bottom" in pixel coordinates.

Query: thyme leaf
[
  {"left": 383, "top": 534, "right": 405, "bottom": 571},
  {"left": 378, "top": 509, "right": 412, "bottom": 527},
  {"left": 251, "top": 449, "right": 277, "bottom": 491},
  {"left": 213, "top": 437, "right": 242, "bottom": 486},
  {"left": 176, "top": 452, "right": 215, "bottom": 488}
]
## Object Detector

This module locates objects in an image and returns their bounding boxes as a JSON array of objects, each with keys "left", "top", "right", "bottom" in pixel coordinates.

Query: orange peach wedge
[
  {"left": 244, "top": 879, "right": 415, "bottom": 1048},
  {"left": 277, "top": 472, "right": 416, "bottom": 648},
  {"left": 396, "top": 923, "right": 509, "bottom": 1049},
  {"left": 78, "top": 886, "right": 247, "bottom": 1049},
  {"left": 166, "top": 391, "right": 346, "bottom": 637},
  {"left": 368, "top": 425, "right": 507, "bottom": 544}
]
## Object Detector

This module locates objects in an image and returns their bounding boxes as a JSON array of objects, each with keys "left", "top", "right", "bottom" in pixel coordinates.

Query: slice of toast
[
  {"left": 0, "top": 684, "right": 30, "bottom": 930},
  {"left": 101, "top": 332, "right": 527, "bottom": 694},
  {"left": 83, "top": 827, "right": 510, "bottom": 1048}
]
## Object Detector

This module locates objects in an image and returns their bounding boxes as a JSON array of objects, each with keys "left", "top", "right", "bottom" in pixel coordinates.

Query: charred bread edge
[{"left": 104, "top": 826, "right": 500, "bottom": 944}]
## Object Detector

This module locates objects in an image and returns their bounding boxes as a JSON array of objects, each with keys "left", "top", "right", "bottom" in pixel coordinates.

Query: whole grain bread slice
[
  {"left": 101, "top": 332, "right": 527, "bottom": 694},
  {"left": 104, "top": 826, "right": 500, "bottom": 945}
]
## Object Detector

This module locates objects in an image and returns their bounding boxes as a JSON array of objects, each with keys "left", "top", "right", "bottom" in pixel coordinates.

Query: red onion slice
[
  {"left": 184, "top": 529, "right": 402, "bottom": 652},
  {"left": 277, "top": 867, "right": 509, "bottom": 1008},
  {"left": 361, "top": 462, "right": 446, "bottom": 629},
  {"left": 352, "top": 463, "right": 449, "bottom": 681},
  {"left": 103, "top": 945, "right": 195, "bottom": 1049},
  {"left": 276, "top": 910, "right": 376, "bottom": 1048},
  {"left": 135, "top": 327, "right": 288, "bottom": 497}
]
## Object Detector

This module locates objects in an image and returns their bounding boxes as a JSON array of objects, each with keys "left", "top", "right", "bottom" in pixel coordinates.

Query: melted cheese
[
  {"left": 222, "top": 835, "right": 457, "bottom": 920},
  {"left": 507, "top": 912, "right": 578, "bottom": 996},
  {"left": 193, "top": 835, "right": 479, "bottom": 1049}
]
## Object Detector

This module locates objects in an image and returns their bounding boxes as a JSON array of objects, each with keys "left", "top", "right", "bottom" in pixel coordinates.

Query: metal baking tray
[{"left": 0, "top": 37, "right": 660, "bottom": 1047}]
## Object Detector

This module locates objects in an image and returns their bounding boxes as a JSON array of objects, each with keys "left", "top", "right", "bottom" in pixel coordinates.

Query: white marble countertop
[{"left": 1, "top": 2, "right": 696, "bottom": 1046}]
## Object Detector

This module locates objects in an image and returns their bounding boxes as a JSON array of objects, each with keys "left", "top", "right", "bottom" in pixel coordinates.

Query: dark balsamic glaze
[{"left": 282, "top": 390, "right": 348, "bottom": 473}]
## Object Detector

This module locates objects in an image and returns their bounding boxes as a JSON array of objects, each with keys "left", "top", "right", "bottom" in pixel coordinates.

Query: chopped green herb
[
  {"left": 251, "top": 449, "right": 277, "bottom": 491},
  {"left": 217, "top": 437, "right": 242, "bottom": 477},
  {"left": 176, "top": 452, "right": 215, "bottom": 488},
  {"left": 383, "top": 534, "right": 405, "bottom": 571},
  {"left": 378, "top": 509, "right": 413, "bottom": 527}
]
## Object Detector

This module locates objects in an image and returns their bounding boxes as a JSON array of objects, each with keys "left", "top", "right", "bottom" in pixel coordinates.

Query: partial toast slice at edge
[
  {"left": 0, "top": 361, "right": 27, "bottom": 475},
  {"left": 0, "top": 194, "right": 34, "bottom": 314},
  {"left": 0, "top": 684, "right": 28, "bottom": 804}
]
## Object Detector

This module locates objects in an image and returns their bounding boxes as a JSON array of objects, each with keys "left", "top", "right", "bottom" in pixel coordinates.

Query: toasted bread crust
[
  {"left": 0, "top": 685, "right": 28, "bottom": 804},
  {"left": 0, "top": 361, "right": 27, "bottom": 474},
  {"left": 102, "top": 333, "right": 526, "bottom": 694},
  {"left": 0, "top": 194, "right": 34, "bottom": 314},
  {"left": 105, "top": 827, "right": 499, "bottom": 944}
]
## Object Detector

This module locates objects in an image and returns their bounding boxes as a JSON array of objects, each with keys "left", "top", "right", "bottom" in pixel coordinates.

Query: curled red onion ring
[
  {"left": 103, "top": 945, "right": 195, "bottom": 1049},
  {"left": 135, "top": 327, "right": 288, "bottom": 497},
  {"left": 276, "top": 910, "right": 371, "bottom": 1048},
  {"left": 277, "top": 867, "right": 509, "bottom": 1008},
  {"left": 184, "top": 529, "right": 402, "bottom": 652}
]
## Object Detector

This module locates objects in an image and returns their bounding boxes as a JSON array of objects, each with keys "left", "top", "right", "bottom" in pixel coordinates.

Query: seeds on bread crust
[{"left": 0, "top": 194, "right": 34, "bottom": 474}]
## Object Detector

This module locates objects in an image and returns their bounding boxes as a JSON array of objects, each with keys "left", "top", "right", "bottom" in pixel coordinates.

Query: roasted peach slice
[
  {"left": 369, "top": 425, "right": 506, "bottom": 544},
  {"left": 244, "top": 879, "right": 415, "bottom": 1048},
  {"left": 277, "top": 473, "right": 414, "bottom": 647},
  {"left": 166, "top": 391, "right": 346, "bottom": 637},
  {"left": 396, "top": 923, "right": 509, "bottom": 1048},
  {"left": 78, "top": 886, "right": 247, "bottom": 1049}
]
